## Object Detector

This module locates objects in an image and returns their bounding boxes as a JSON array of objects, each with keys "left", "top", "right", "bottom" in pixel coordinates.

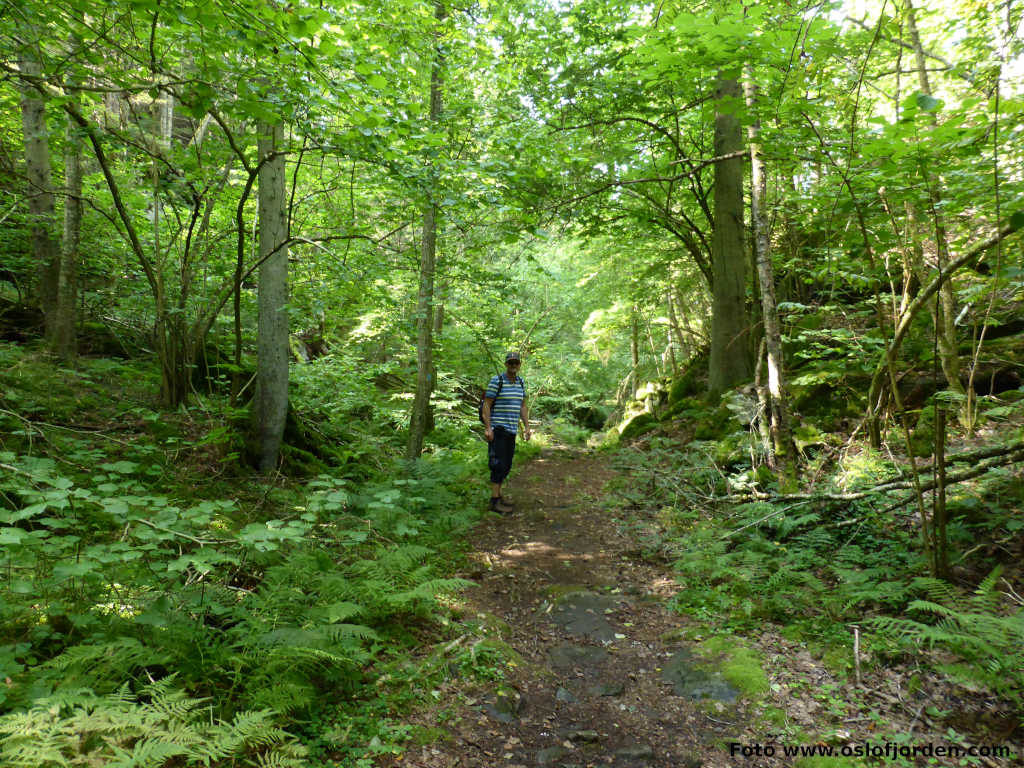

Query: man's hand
[
  {"left": 523, "top": 427, "right": 532, "bottom": 441},
  {"left": 484, "top": 427, "right": 494, "bottom": 442}
]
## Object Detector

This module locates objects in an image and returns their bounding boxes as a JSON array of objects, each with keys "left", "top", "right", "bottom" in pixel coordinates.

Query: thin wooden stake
[{"left": 851, "top": 624, "right": 862, "bottom": 687}]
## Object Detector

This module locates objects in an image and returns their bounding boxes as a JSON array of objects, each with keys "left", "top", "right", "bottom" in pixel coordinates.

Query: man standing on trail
[{"left": 482, "top": 351, "right": 531, "bottom": 513}]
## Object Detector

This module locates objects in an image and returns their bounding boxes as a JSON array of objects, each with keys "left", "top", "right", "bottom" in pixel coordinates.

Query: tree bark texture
[
  {"left": 708, "top": 72, "right": 751, "bottom": 394},
  {"left": 407, "top": 0, "right": 446, "bottom": 460},
  {"left": 744, "top": 74, "right": 796, "bottom": 487},
  {"left": 56, "top": 85, "right": 82, "bottom": 361},
  {"left": 19, "top": 53, "right": 60, "bottom": 334},
  {"left": 630, "top": 305, "right": 640, "bottom": 399},
  {"left": 254, "top": 121, "right": 289, "bottom": 473}
]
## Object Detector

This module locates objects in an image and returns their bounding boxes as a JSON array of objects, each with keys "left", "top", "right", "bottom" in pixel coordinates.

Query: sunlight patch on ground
[{"left": 497, "top": 540, "right": 595, "bottom": 563}]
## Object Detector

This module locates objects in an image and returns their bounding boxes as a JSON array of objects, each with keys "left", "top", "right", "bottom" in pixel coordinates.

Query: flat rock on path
[{"left": 383, "top": 448, "right": 754, "bottom": 768}]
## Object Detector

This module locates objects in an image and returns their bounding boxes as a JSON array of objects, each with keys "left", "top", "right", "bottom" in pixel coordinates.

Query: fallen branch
[{"left": 718, "top": 444, "right": 1024, "bottom": 506}]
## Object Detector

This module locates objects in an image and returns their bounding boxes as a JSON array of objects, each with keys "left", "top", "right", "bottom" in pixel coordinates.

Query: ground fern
[
  {"left": 0, "top": 681, "right": 306, "bottom": 767},
  {"left": 868, "top": 568, "right": 1024, "bottom": 703}
]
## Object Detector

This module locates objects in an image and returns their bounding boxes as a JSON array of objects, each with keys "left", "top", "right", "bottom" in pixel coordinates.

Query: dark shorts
[{"left": 488, "top": 426, "right": 517, "bottom": 483}]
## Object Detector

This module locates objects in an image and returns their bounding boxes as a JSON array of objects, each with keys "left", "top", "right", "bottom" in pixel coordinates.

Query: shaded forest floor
[{"left": 383, "top": 447, "right": 1022, "bottom": 768}]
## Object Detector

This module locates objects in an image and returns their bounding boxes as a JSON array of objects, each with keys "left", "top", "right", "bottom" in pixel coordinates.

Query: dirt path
[{"left": 390, "top": 447, "right": 760, "bottom": 768}]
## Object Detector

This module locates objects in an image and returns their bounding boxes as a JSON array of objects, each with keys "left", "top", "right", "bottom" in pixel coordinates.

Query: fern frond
[
  {"left": 974, "top": 565, "right": 1003, "bottom": 599},
  {"left": 323, "top": 622, "right": 379, "bottom": 644},
  {"left": 256, "top": 743, "right": 309, "bottom": 768},
  {"left": 106, "top": 738, "right": 187, "bottom": 768},
  {"left": 910, "top": 577, "right": 958, "bottom": 606}
]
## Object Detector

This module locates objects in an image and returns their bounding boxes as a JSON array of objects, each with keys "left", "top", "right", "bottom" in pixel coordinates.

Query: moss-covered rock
[
  {"left": 697, "top": 636, "right": 770, "bottom": 699},
  {"left": 685, "top": 400, "right": 733, "bottom": 441},
  {"left": 618, "top": 411, "right": 658, "bottom": 440},
  {"left": 669, "top": 354, "right": 708, "bottom": 405}
]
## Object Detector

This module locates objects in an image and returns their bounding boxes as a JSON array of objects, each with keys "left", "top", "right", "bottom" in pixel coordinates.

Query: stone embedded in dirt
[
  {"left": 548, "top": 643, "right": 609, "bottom": 670},
  {"left": 660, "top": 649, "right": 739, "bottom": 702},
  {"left": 555, "top": 686, "right": 578, "bottom": 704},
  {"left": 542, "top": 590, "right": 625, "bottom": 642},
  {"left": 614, "top": 743, "right": 656, "bottom": 762},
  {"left": 568, "top": 729, "right": 600, "bottom": 742},
  {"left": 590, "top": 681, "right": 626, "bottom": 697},
  {"left": 536, "top": 745, "right": 572, "bottom": 765},
  {"left": 484, "top": 686, "right": 525, "bottom": 723}
]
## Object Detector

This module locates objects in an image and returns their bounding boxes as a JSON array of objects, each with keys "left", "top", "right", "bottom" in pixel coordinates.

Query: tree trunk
[
  {"left": 55, "top": 84, "right": 82, "bottom": 362},
  {"left": 19, "top": 53, "right": 60, "bottom": 335},
  {"left": 407, "top": 0, "right": 446, "bottom": 460},
  {"left": 905, "top": 0, "right": 965, "bottom": 414},
  {"left": 745, "top": 73, "right": 796, "bottom": 488},
  {"left": 630, "top": 305, "right": 640, "bottom": 399},
  {"left": 667, "top": 290, "right": 688, "bottom": 361},
  {"left": 253, "top": 120, "right": 289, "bottom": 473},
  {"left": 708, "top": 71, "right": 751, "bottom": 394},
  {"left": 665, "top": 296, "right": 679, "bottom": 374}
]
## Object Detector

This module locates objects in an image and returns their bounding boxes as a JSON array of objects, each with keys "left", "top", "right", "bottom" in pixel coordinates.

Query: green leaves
[{"left": 915, "top": 92, "right": 942, "bottom": 112}]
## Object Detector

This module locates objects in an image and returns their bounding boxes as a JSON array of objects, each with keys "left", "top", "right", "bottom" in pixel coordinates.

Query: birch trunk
[{"left": 745, "top": 73, "right": 796, "bottom": 487}]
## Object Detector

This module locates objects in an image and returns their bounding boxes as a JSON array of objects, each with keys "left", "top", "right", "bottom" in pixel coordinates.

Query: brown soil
[
  {"left": 383, "top": 448, "right": 763, "bottom": 768},
  {"left": 382, "top": 446, "right": 1022, "bottom": 768}
]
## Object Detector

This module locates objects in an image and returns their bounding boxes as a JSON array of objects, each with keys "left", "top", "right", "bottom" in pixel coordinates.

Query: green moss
[
  {"left": 721, "top": 648, "right": 770, "bottom": 698},
  {"left": 465, "top": 611, "right": 511, "bottom": 636},
  {"left": 669, "top": 366, "right": 704, "bottom": 404},
  {"left": 763, "top": 705, "right": 788, "bottom": 727},
  {"left": 543, "top": 584, "right": 588, "bottom": 600},
  {"left": 659, "top": 627, "right": 698, "bottom": 645},
  {"left": 618, "top": 411, "right": 657, "bottom": 440},
  {"left": 821, "top": 646, "right": 853, "bottom": 679},
  {"left": 697, "top": 636, "right": 770, "bottom": 699},
  {"left": 795, "top": 757, "right": 865, "bottom": 768},
  {"left": 694, "top": 403, "right": 733, "bottom": 441}
]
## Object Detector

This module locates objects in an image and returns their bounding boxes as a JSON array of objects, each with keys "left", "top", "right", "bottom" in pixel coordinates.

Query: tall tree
[
  {"left": 253, "top": 120, "right": 289, "bottom": 472},
  {"left": 745, "top": 72, "right": 795, "bottom": 486},
  {"left": 55, "top": 78, "right": 82, "bottom": 362},
  {"left": 18, "top": 50, "right": 59, "bottom": 336},
  {"left": 903, "top": 0, "right": 966, "bottom": 421},
  {"left": 708, "top": 71, "right": 750, "bottom": 393},
  {"left": 407, "top": 0, "right": 447, "bottom": 460}
]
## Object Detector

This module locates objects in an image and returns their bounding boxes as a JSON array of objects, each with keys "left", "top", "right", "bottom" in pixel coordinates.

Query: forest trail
[{"left": 388, "top": 448, "right": 760, "bottom": 768}]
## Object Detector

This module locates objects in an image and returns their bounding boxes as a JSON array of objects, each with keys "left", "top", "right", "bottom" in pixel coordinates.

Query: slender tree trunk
[
  {"left": 630, "top": 305, "right": 640, "bottom": 398},
  {"left": 709, "top": 71, "right": 751, "bottom": 394},
  {"left": 745, "top": 73, "right": 796, "bottom": 488},
  {"left": 55, "top": 83, "right": 82, "bottom": 362},
  {"left": 666, "top": 296, "right": 679, "bottom": 374},
  {"left": 667, "top": 291, "right": 687, "bottom": 361},
  {"left": 19, "top": 53, "right": 60, "bottom": 334},
  {"left": 905, "top": 0, "right": 965, "bottom": 414},
  {"left": 253, "top": 120, "right": 289, "bottom": 472},
  {"left": 407, "top": 0, "right": 446, "bottom": 460}
]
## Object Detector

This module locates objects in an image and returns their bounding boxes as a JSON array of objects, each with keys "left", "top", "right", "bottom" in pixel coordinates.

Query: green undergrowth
[
  {"left": 0, "top": 344, "right": 498, "bottom": 766},
  {"left": 604, "top": 423, "right": 1024, "bottom": 731}
]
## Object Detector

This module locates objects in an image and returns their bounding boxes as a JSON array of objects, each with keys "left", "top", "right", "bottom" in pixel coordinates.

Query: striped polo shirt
[{"left": 486, "top": 373, "right": 526, "bottom": 434}]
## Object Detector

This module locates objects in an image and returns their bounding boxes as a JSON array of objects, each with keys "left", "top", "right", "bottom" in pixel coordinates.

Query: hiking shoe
[{"left": 489, "top": 496, "right": 515, "bottom": 514}]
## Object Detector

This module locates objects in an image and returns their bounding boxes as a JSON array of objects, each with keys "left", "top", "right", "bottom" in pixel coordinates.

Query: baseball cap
[{"left": 505, "top": 351, "right": 521, "bottom": 362}]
